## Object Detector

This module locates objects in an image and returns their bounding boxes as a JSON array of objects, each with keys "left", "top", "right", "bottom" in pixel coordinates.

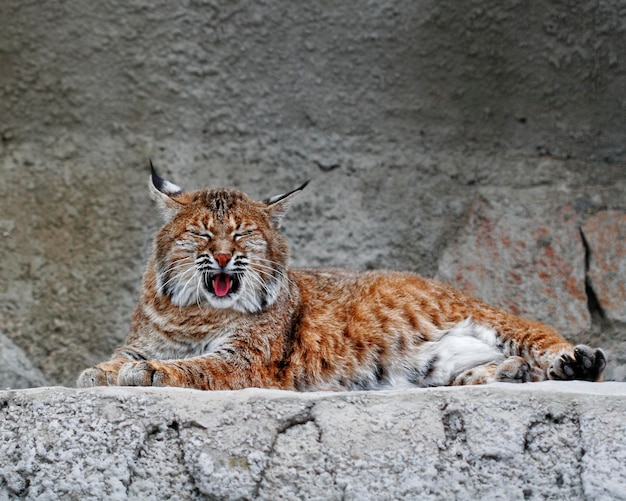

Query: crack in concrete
[
  {"left": 124, "top": 417, "right": 207, "bottom": 500},
  {"left": 573, "top": 411, "right": 586, "bottom": 500},
  {"left": 163, "top": 418, "right": 209, "bottom": 501},
  {"left": 252, "top": 402, "right": 318, "bottom": 499},
  {"left": 436, "top": 401, "right": 588, "bottom": 498},
  {"left": 522, "top": 406, "right": 584, "bottom": 498}
]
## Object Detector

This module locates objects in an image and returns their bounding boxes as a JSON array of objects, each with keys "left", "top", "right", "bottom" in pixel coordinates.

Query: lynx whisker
[
  {"left": 251, "top": 259, "right": 294, "bottom": 287},
  {"left": 155, "top": 265, "right": 196, "bottom": 295},
  {"left": 251, "top": 268, "right": 293, "bottom": 300},
  {"left": 151, "top": 259, "right": 196, "bottom": 288}
]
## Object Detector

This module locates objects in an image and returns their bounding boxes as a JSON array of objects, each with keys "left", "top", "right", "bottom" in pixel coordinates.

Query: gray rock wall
[
  {"left": 0, "top": 0, "right": 625, "bottom": 388},
  {"left": 1, "top": 383, "right": 625, "bottom": 500},
  {"left": 2, "top": 0, "right": 624, "bottom": 160}
]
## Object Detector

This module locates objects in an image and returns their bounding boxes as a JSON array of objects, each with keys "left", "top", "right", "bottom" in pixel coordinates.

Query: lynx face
[{"left": 150, "top": 170, "right": 304, "bottom": 313}]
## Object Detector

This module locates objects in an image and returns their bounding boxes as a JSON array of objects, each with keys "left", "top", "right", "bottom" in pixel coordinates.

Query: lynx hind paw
[
  {"left": 117, "top": 361, "right": 173, "bottom": 387},
  {"left": 548, "top": 345, "right": 606, "bottom": 382},
  {"left": 454, "top": 357, "right": 530, "bottom": 385},
  {"left": 496, "top": 356, "right": 531, "bottom": 383},
  {"left": 77, "top": 367, "right": 115, "bottom": 388}
]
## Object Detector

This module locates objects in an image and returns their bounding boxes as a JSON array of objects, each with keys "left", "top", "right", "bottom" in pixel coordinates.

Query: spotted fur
[{"left": 77, "top": 168, "right": 606, "bottom": 390}]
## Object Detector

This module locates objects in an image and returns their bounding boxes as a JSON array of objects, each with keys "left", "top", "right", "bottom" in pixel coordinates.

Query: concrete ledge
[{"left": 1, "top": 382, "right": 625, "bottom": 500}]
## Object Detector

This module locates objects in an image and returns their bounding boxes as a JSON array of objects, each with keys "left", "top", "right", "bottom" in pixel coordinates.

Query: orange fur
[{"left": 77, "top": 169, "right": 606, "bottom": 390}]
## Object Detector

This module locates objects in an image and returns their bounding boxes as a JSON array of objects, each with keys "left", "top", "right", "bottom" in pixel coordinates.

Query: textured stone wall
[
  {"left": 1, "top": 383, "right": 625, "bottom": 500},
  {"left": 0, "top": 0, "right": 625, "bottom": 388},
  {"left": 2, "top": 0, "right": 624, "bottom": 159}
]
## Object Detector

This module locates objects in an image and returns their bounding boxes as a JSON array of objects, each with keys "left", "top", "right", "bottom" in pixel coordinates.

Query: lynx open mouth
[{"left": 204, "top": 272, "right": 240, "bottom": 298}]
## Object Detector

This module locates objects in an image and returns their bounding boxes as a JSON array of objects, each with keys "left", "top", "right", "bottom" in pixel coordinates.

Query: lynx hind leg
[
  {"left": 452, "top": 356, "right": 531, "bottom": 385},
  {"left": 417, "top": 319, "right": 508, "bottom": 387},
  {"left": 548, "top": 345, "right": 606, "bottom": 382}
]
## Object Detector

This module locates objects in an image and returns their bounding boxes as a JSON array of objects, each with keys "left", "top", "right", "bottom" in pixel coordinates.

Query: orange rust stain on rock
[{"left": 565, "top": 276, "right": 585, "bottom": 301}]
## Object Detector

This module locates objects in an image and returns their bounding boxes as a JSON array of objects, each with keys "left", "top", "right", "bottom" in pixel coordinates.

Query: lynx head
[{"left": 149, "top": 164, "right": 307, "bottom": 313}]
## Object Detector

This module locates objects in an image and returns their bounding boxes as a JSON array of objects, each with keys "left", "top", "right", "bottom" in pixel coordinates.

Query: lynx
[{"left": 77, "top": 166, "right": 606, "bottom": 390}]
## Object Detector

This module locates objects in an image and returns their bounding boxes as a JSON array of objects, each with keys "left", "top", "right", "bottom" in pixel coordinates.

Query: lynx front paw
[
  {"left": 77, "top": 367, "right": 115, "bottom": 387},
  {"left": 117, "top": 361, "right": 177, "bottom": 387},
  {"left": 548, "top": 345, "right": 606, "bottom": 382}
]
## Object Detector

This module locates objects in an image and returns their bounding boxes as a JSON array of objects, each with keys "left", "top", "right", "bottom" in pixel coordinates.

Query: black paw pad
[{"left": 550, "top": 346, "right": 606, "bottom": 382}]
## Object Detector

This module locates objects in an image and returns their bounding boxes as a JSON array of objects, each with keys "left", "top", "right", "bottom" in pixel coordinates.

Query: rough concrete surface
[
  {"left": 1, "top": 0, "right": 624, "bottom": 160},
  {"left": 0, "top": 383, "right": 625, "bottom": 500},
  {"left": 1, "top": 2, "right": 625, "bottom": 498}
]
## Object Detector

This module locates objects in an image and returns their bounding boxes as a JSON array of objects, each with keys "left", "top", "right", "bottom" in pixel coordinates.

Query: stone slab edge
[{"left": 1, "top": 382, "right": 625, "bottom": 500}]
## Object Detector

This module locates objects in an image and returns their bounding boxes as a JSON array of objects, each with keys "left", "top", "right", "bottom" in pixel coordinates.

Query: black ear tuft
[
  {"left": 263, "top": 180, "right": 309, "bottom": 229},
  {"left": 149, "top": 159, "right": 160, "bottom": 188},
  {"left": 263, "top": 180, "right": 310, "bottom": 205},
  {"left": 150, "top": 160, "right": 166, "bottom": 194},
  {"left": 149, "top": 160, "right": 183, "bottom": 196}
]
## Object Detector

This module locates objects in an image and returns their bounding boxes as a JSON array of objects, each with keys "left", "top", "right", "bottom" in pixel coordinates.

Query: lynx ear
[
  {"left": 149, "top": 161, "right": 186, "bottom": 220},
  {"left": 264, "top": 180, "right": 309, "bottom": 229}
]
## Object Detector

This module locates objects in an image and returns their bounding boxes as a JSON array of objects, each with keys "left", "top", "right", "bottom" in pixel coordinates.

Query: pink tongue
[{"left": 213, "top": 273, "right": 231, "bottom": 297}]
